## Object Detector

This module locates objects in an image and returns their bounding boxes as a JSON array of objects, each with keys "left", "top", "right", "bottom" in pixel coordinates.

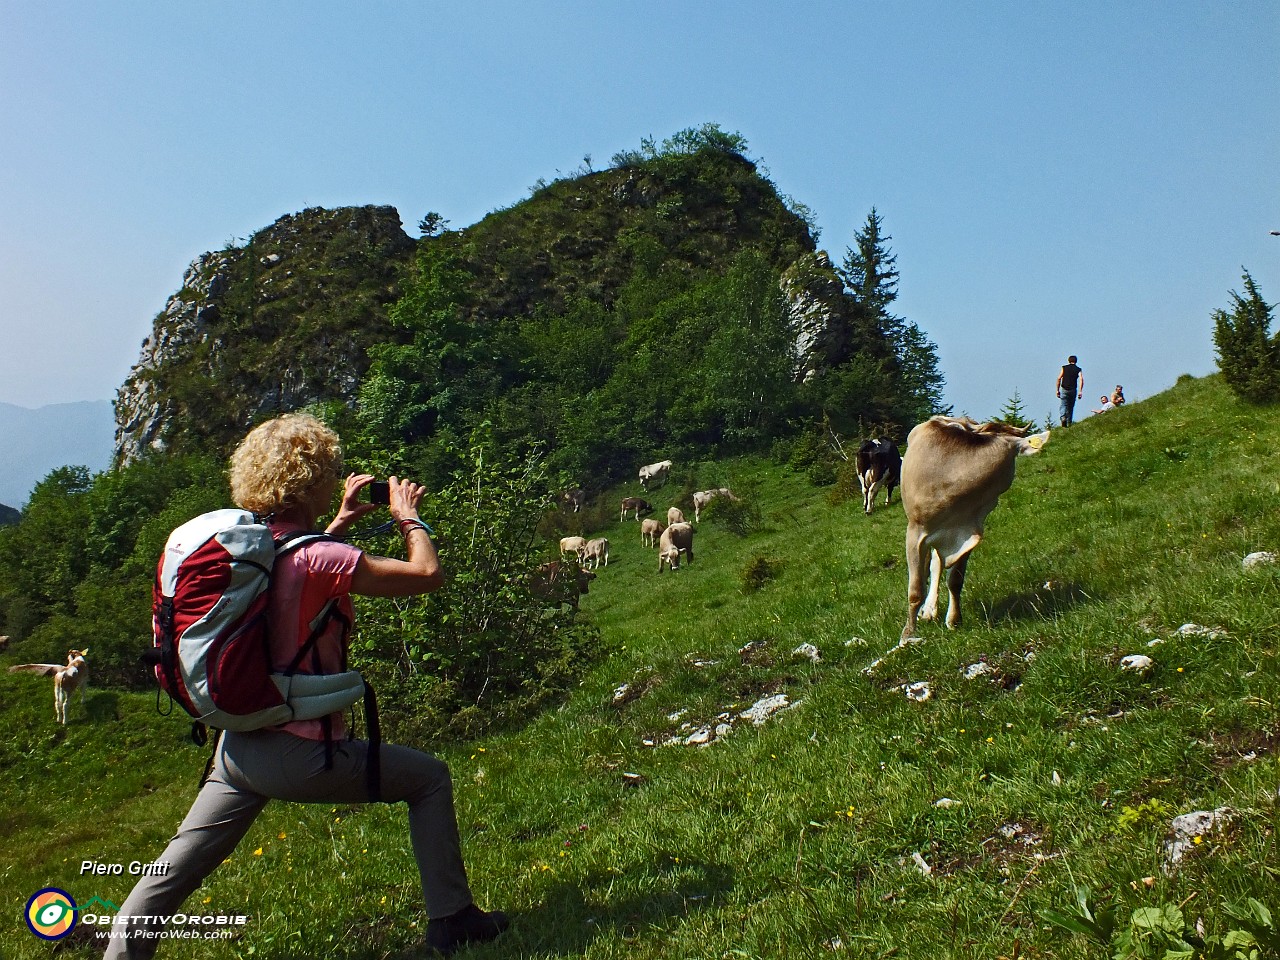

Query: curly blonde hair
[{"left": 229, "top": 413, "right": 343, "bottom": 515}]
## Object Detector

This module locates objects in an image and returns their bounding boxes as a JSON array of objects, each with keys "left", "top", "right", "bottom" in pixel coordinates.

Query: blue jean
[{"left": 1059, "top": 393, "right": 1078, "bottom": 426}]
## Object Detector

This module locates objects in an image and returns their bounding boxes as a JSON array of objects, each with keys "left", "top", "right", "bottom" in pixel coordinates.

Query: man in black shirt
[{"left": 1056, "top": 355, "right": 1083, "bottom": 426}]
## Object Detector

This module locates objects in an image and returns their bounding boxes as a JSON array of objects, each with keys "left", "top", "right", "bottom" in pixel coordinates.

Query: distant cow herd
[
  {"left": 556, "top": 468, "right": 734, "bottom": 579},
  {"left": 542, "top": 415, "right": 1049, "bottom": 633}
]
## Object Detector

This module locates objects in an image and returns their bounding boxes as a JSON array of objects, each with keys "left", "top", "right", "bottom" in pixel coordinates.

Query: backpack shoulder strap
[{"left": 274, "top": 530, "right": 338, "bottom": 557}]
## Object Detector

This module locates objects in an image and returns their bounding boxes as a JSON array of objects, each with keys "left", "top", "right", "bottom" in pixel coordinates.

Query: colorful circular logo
[{"left": 25, "top": 888, "right": 78, "bottom": 940}]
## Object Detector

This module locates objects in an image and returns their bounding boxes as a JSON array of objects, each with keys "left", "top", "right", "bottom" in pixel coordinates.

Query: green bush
[{"left": 351, "top": 429, "right": 603, "bottom": 740}]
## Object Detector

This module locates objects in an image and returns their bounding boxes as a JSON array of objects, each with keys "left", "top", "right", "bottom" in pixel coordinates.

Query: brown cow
[
  {"left": 583, "top": 537, "right": 610, "bottom": 569},
  {"left": 657, "top": 522, "right": 695, "bottom": 572},
  {"left": 8, "top": 648, "right": 90, "bottom": 724},
  {"left": 620, "top": 497, "right": 652, "bottom": 522},
  {"left": 900, "top": 416, "right": 1049, "bottom": 639},
  {"left": 528, "top": 561, "right": 597, "bottom": 609}
]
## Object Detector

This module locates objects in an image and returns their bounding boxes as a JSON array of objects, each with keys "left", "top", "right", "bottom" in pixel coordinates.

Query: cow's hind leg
[
  {"left": 919, "top": 549, "right": 945, "bottom": 623},
  {"left": 865, "top": 476, "right": 882, "bottom": 515},
  {"left": 945, "top": 553, "right": 971, "bottom": 629},
  {"left": 903, "top": 526, "right": 931, "bottom": 639}
]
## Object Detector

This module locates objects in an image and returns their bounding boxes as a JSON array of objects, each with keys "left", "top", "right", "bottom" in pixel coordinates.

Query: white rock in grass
[
  {"left": 934, "top": 797, "right": 961, "bottom": 809},
  {"left": 740, "top": 694, "right": 794, "bottom": 726},
  {"left": 792, "top": 643, "right": 821, "bottom": 662},
  {"left": 684, "top": 726, "right": 715, "bottom": 746},
  {"left": 903, "top": 681, "right": 932, "bottom": 702},
  {"left": 611, "top": 683, "right": 632, "bottom": 704},
  {"left": 1051, "top": 770, "right": 1063, "bottom": 787},
  {"left": 911, "top": 851, "right": 933, "bottom": 876},
  {"left": 1163, "top": 807, "right": 1232, "bottom": 871},
  {"left": 964, "top": 661, "right": 993, "bottom": 680},
  {"left": 1243, "top": 551, "right": 1278, "bottom": 570},
  {"left": 845, "top": 636, "right": 868, "bottom": 647},
  {"left": 1120, "top": 654, "right": 1154, "bottom": 675},
  {"left": 1177, "top": 623, "right": 1225, "bottom": 639},
  {"left": 1147, "top": 638, "right": 1165, "bottom": 648}
]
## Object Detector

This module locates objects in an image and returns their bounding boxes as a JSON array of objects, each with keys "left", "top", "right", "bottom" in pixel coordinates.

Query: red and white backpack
[{"left": 150, "top": 509, "right": 367, "bottom": 732}]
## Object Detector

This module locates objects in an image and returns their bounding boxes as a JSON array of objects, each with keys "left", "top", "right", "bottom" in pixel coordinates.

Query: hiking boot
[{"left": 426, "top": 904, "right": 509, "bottom": 955}]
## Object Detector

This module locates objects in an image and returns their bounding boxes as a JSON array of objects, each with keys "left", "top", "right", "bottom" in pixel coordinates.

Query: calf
[
  {"left": 856, "top": 438, "right": 902, "bottom": 515},
  {"left": 583, "top": 537, "right": 610, "bottom": 569},
  {"left": 620, "top": 497, "right": 652, "bottom": 522},
  {"left": 640, "top": 518, "right": 665, "bottom": 548},
  {"left": 559, "top": 487, "right": 586, "bottom": 513},
  {"left": 528, "top": 561, "right": 596, "bottom": 609},
  {"left": 657, "top": 521, "right": 695, "bottom": 572},
  {"left": 900, "top": 416, "right": 1049, "bottom": 639},
  {"left": 639, "top": 459, "right": 672, "bottom": 490},
  {"left": 667, "top": 506, "right": 686, "bottom": 526},
  {"left": 8, "top": 648, "right": 90, "bottom": 724}
]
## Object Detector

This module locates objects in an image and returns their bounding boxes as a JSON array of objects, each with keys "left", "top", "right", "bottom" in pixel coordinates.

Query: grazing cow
[
  {"left": 559, "top": 488, "right": 586, "bottom": 513},
  {"left": 640, "top": 518, "right": 665, "bottom": 548},
  {"left": 667, "top": 506, "right": 686, "bottom": 526},
  {"left": 900, "top": 416, "right": 1049, "bottom": 640},
  {"left": 692, "top": 488, "right": 735, "bottom": 522},
  {"left": 620, "top": 497, "right": 652, "bottom": 522},
  {"left": 583, "top": 537, "right": 610, "bottom": 569},
  {"left": 657, "top": 522, "right": 695, "bottom": 572},
  {"left": 638, "top": 459, "right": 672, "bottom": 490},
  {"left": 8, "top": 648, "right": 90, "bottom": 724},
  {"left": 559, "top": 536, "right": 587, "bottom": 559},
  {"left": 528, "top": 561, "right": 596, "bottom": 609},
  {"left": 856, "top": 438, "right": 902, "bottom": 515}
]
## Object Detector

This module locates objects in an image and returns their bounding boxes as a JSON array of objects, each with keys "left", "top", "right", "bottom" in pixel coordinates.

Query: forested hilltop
[
  {"left": 3, "top": 126, "right": 944, "bottom": 717},
  {"left": 114, "top": 125, "right": 943, "bottom": 483}
]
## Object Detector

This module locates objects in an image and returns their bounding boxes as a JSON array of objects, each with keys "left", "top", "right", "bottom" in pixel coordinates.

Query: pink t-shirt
[{"left": 267, "top": 523, "right": 363, "bottom": 740}]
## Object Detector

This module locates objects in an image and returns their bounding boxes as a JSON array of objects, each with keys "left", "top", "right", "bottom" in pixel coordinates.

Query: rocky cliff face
[
  {"left": 782, "top": 251, "right": 857, "bottom": 382},
  {"left": 113, "top": 205, "right": 414, "bottom": 463}
]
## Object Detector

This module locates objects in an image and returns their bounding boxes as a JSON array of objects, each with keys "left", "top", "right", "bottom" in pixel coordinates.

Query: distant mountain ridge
[{"left": 0, "top": 400, "right": 114, "bottom": 508}]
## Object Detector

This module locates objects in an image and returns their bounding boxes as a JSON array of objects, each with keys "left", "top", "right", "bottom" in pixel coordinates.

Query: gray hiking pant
[{"left": 102, "top": 730, "right": 474, "bottom": 959}]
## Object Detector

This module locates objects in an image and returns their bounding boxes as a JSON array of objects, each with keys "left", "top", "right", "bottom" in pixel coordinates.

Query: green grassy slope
[{"left": 3, "top": 374, "right": 1277, "bottom": 959}]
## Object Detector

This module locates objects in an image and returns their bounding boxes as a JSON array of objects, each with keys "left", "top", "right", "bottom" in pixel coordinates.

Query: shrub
[
  {"left": 702, "top": 484, "right": 761, "bottom": 536},
  {"left": 351, "top": 430, "right": 603, "bottom": 740},
  {"left": 740, "top": 554, "right": 780, "bottom": 592}
]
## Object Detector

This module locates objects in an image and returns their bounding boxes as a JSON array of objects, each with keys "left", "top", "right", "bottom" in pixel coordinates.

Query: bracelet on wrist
[{"left": 398, "top": 518, "right": 434, "bottom": 537}]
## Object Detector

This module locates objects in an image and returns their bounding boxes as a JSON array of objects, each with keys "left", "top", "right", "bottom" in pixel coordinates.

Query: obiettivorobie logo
[{"left": 23, "top": 889, "right": 119, "bottom": 941}]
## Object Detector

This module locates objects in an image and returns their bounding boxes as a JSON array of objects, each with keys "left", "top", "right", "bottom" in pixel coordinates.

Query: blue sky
[{"left": 2, "top": 1, "right": 1276, "bottom": 422}]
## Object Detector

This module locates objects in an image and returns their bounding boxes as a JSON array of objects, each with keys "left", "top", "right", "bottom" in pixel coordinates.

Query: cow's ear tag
[{"left": 1027, "top": 434, "right": 1046, "bottom": 450}]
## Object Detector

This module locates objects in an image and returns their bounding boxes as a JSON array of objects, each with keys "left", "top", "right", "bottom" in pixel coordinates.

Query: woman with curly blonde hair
[{"left": 107, "top": 413, "right": 507, "bottom": 958}]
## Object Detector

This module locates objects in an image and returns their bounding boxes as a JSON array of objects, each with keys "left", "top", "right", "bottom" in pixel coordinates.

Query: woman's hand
[
  {"left": 350, "top": 475, "right": 442, "bottom": 597},
  {"left": 388, "top": 475, "right": 426, "bottom": 525},
  {"left": 325, "top": 473, "right": 379, "bottom": 535}
]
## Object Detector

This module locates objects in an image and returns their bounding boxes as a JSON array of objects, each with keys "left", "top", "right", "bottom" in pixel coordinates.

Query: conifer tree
[
  {"left": 841, "top": 207, "right": 900, "bottom": 312},
  {"left": 838, "top": 208, "right": 947, "bottom": 424},
  {"left": 1213, "top": 270, "right": 1278, "bottom": 403}
]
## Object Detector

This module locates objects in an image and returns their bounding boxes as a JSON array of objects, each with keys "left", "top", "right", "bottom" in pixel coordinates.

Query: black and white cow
[{"left": 855, "top": 438, "right": 902, "bottom": 515}]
